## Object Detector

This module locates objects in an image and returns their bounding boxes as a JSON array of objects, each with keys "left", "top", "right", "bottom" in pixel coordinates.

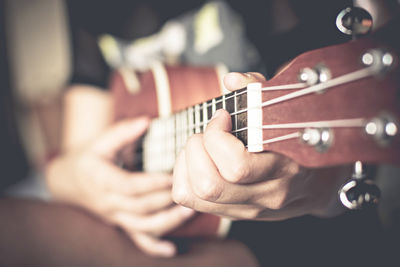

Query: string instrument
[{"left": 110, "top": 34, "right": 400, "bottom": 238}]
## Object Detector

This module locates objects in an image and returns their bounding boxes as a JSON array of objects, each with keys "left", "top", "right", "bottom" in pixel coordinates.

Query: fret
[
  {"left": 224, "top": 92, "right": 235, "bottom": 113},
  {"left": 236, "top": 88, "right": 248, "bottom": 145},
  {"left": 211, "top": 98, "right": 216, "bottom": 119},
  {"left": 236, "top": 88, "right": 247, "bottom": 110},
  {"left": 225, "top": 93, "right": 235, "bottom": 113},
  {"left": 199, "top": 103, "right": 204, "bottom": 132},
  {"left": 143, "top": 88, "right": 252, "bottom": 173},
  {"left": 195, "top": 104, "right": 201, "bottom": 133},
  {"left": 202, "top": 102, "right": 208, "bottom": 131},
  {"left": 224, "top": 93, "right": 235, "bottom": 130},
  {"left": 188, "top": 107, "right": 194, "bottom": 137},
  {"left": 234, "top": 91, "right": 238, "bottom": 137},
  {"left": 210, "top": 98, "right": 217, "bottom": 115},
  {"left": 215, "top": 96, "right": 223, "bottom": 110}
]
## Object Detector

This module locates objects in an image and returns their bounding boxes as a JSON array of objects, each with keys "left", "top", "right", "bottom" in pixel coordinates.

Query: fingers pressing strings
[
  {"left": 204, "top": 109, "right": 291, "bottom": 184},
  {"left": 173, "top": 150, "right": 265, "bottom": 218}
]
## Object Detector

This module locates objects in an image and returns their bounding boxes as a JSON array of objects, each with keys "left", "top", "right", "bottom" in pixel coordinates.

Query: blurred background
[{"left": 0, "top": 0, "right": 399, "bottom": 252}]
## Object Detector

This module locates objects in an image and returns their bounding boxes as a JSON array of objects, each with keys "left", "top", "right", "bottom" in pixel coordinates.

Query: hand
[
  {"left": 172, "top": 72, "right": 350, "bottom": 221},
  {"left": 46, "top": 117, "right": 194, "bottom": 257}
]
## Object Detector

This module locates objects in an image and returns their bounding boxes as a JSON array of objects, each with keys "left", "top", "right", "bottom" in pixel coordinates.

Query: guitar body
[
  {"left": 110, "top": 34, "right": 400, "bottom": 237},
  {"left": 110, "top": 64, "right": 229, "bottom": 238},
  {"left": 112, "top": 65, "right": 224, "bottom": 120}
]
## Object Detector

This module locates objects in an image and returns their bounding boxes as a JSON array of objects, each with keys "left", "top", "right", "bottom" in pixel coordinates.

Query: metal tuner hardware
[
  {"left": 338, "top": 161, "right": 380, "bottom": 210},
  {"left": 301, "top": 127, "right": 333, "bottom": 153},
  {"left": 298, "top": 65, "right": 331, "bottom": 86},
  {"left": 336, "top": 7, "right": 373, "bottom": 37}
]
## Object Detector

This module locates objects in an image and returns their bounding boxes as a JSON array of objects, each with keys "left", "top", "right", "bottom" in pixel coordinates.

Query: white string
[
  {"left": 145, "top": 67, "right": 374, "bottom": 157},
  {"left": 246, "top": 132, "right": 301, "bottom": 148},
  {"left": 232, "top": 67, "right": 374, "bottom": 116},
  {"left": 232, "top": 118, "right": 367, "bottom": 133},
  {"left": 263, "top": 132, "right": 301, "bottom": 144},
  {"left": 261, "top": 118, "right": 367, "bottom": 129},
  {"left": 261, "top": 67, "right": 373, "bottom": 108},
  {"left": 261, "top": 83, "right": 306, "bottom": 91}
]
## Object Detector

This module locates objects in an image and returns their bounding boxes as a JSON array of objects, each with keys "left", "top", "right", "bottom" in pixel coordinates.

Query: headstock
[{"left": 249, "top": 37, "right": 399, "bottom": 168}]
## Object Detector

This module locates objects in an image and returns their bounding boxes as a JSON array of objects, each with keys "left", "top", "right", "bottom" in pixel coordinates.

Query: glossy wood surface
[{"left": 259, "top": 37, "right": 400, "bottom": 167}]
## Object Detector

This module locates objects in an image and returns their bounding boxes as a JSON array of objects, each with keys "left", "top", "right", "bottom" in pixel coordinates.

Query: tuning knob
[
  {"left": 336, "top": 7, "right": 373, "bottom": 36},
  {"left": 338, "top": 161, "right": 380, "bottom": 209}
]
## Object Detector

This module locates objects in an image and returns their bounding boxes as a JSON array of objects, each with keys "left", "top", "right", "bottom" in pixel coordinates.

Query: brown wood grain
[{"left": 259, "top": 37, "right": 400, "bottom": 167}]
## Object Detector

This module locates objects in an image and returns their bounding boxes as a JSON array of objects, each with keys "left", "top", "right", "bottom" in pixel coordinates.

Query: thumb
[
  {"left": 206, "top": 109, "right": 232, "bottom": 133},
  {"left": 223, "top": 72, "right": 266, "bottom": 91},
  {"left": 92, "top": 116, "right": 150, "bottom": 158}
]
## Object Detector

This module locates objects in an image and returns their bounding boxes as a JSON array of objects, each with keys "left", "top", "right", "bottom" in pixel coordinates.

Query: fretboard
[{"left": 143, "top": 87, "right": 254, "bottom": 172}]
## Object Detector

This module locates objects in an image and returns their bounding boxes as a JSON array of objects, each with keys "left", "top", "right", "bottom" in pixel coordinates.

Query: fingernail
[
  {"left": 159, "top": 243, "right": 176, "bottom": 257},
  {"left": 180, "top": 206, "right": 195, "bottom": 217},
  {"left": 244, "top": 72, "right": 253, "bottom": 78},
  {"left": 211, "top": 109, "right": 222, "bottom": 120}
]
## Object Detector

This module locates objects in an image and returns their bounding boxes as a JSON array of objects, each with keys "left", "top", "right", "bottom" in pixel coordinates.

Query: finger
[
  {"left": 119, "top": 173, "right": 172, "bottom": 196},
  {"left": 172, "top": 150, "right": 261, "bottom": 219},
  {"left": 107, "top": 190, "right": 174, "bottom": 215},
  {"left": 172, "top": 149, "right": 197, "bottom": 208},
  {"left": 204, "top": 109, "right": 288, "bottom": 184},
  {"left": 93, "top": 160, "right": 172, "bottom": 195},
  {"left": 223, "top": 72, "right": 266, "bottom": 91},
  {"left": 92, "top": 116, "right": 149, "bottom": 158},
  {"left": 129, "top": 232, "right": 176, "bottom": 257},
  {"left": 112, "top": 205, "right": 195, "bottom": 237},
  {"left": 185, "top": 134, "right": 253, "bottom": 204}
]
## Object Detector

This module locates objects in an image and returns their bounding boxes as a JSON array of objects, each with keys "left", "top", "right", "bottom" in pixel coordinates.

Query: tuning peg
[
  {"left": 336, "top": 7, "right": 373, "bottom": 37},
  {"left": 338, "top": 161, "right": 380, "bottom": 209}
]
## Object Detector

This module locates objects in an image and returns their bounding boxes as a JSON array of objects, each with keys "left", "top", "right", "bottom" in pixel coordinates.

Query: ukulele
[{"left": 110, "top": 35, "right": 400, "bottom": 238}]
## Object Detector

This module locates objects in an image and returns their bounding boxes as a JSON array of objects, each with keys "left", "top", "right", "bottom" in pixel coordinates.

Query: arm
[
  {"left": 172, "top": 72, "right": 350, "bottom": 221},
  {"left": 45, "top": 85, "right": 194, "bottom": 257}
]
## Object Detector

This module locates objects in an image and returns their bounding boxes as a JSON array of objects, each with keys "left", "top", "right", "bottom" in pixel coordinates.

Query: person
[
  {"left": 172, "top": 71, "right": 350, "bottom": 221},
  {"left": 47, "top": 0, "right": 263, "bottom": 257},
  {"left": 45, "top": 0, "right": 397, "bottom": 265}
]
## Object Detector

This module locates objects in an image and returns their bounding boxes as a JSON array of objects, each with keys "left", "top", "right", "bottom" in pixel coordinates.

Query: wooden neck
[{"left": 142, "top": 88, "right": 249, "bottom": 172}]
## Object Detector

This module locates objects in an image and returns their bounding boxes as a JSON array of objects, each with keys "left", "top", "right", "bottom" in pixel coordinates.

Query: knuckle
[
  {"left": 192, "top": 177, "right": 222, "bottom": 202},
  {"left": 203, "top": 128, "right": 219, "bottom": 149},
  {"left": 225, "top": 161, "right": 250, "bottom": 183},
  {"left": 172, "top": 185, "right": 190, "bottom": 206}
]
